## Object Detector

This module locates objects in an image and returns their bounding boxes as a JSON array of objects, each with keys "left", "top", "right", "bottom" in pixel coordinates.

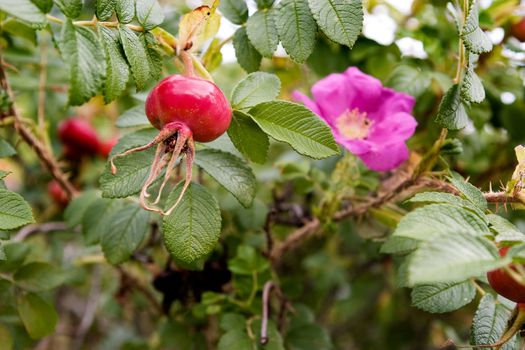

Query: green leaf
[
  {"left": 31, "top": 0, "right": 53, "bottom": 13},
  {"left": 448, "top": 173, "right": 487, "bottom": 211},
  {"left": 246, "top": 10, "right": 279, "bottom": 58},
  {"left": 380, "top": 236, "right": 418, "bottom": 255},
  {"left": 276, "top": 0, "right": 316, "bottom": 63},
  {"left": 0, "top": 189, "right": 34, "bottom": 230},
  {"left": 14, "top": 262, "right": 64, "bottom": 292},
  {"left": 0, "top": 324, "right": 13, "bottom": 350},
  {"left": 386, "top": 65, "right": 432, "bottom": 98},
  {"left": 0, "top": 138, "right": 16, "bottom": 158},
  {"left": 487, "top": 214, "right": 525, "bottom": 243},
  {"left": 96, "top": 0, "right": 114, "bottom": 20},
  {"left": 286, "top": 323, "right": 332, "bottom": 350},
  {"left": 162, "top": 183, "right": 222, "bottom": 266},
  {"left": 248, "top": 101, "right": 339, "bottom": 159},
  {"left": 460, "top": 53, "right": 485, "bottom": 103},
  {"left": 233, "top": 27, "right": 262, "bottom": 73},
  {"left": 308, "top": 0, "right": 363, "bottom": 48},
  {"left": 194, "top": 149, "right": 256, "bottom": 207},
  {"left": 255, "top": 0, "right": 274, "bottom": 9},
  {"left": 392, "top": 204, "right": 488, "bottom": 242},
  {"left": 220, "top": 313, "right": 246, "bottom": 332},
  {"left": 60, "top": 20, "right": 105, "bottom": 105},
  {"left": 119, "top": 26, "right": 158, "bottom": 91},
  {"left": 64, "top": 190, "right": 100, "bottom": 228},
  {"left": 407, "top": 192, "right": 468, "bottom": 207},
  {"left": 141, "top": 32, "right": 163, "bottom": 83},
  {"left": 218, "top": 329, "right": 254, "bottom": 350},
  {"left": 2, "top": 18, "right": 37, "bottom": 44},
  {"left": 461, "top": 0, "right": 493, "bottom": 54},
  {"left": 470, "top": 294, "right": 517, "bottom": 350},
  {"left": 228, "top": 111, "right": 269, "bottom": 164},
  {"left": 115, "top": 0, "right": 134, "bottom": 23},
  {"left": 82, "top": 198, "right": 125, "bottom": 245},
  {"left": 109, "top": 128, "right": 158, "bottom": 156},
  {"left": 0, "top": 242, "right": 30, "bottom": 272},
  {"left": 219, "top": 0, "right": 248, "bottom": 25},
  {"left": 116, "top": 105, "right": 149, "bottom": 128},
  {"left": 0, "top": 0, "right": 46, "bottom": 25},
  {"left": 54, "top": 0, "right": 82, "bottom": 18},
  {"left": 101, "top": 203, "right": 150, "bottom": 264},
  {"left": 0, "top": 242, "right": 5, "bottom": 261},
  {"left": 228, "top": 245, "right": 269, "bottom": 275},
  {"left": 411, "top": 281, "right": 476, "bottom": 313},
  {"left": 251, "top": 319, "right": 284, "bottom": 350},
  {"left": 435, "top": 84, "right": 469, "bottom": 130},
  {"left": 407, "top": 233, "right": 505, "bottom": 285},
  {"left": 135, "top": 0, "right": 164, "bottom": 30},
  {"left": 100, "top": 147, "right": 158, "bottom": 198},
  {"left": 231, "top": 72, "right": 281, "bottom": 111},
  {"left": 17, "top": 293, "right": 58, "bottom": 339},
  {"left": 99, "top": 26, "right": 130, "bottom": 104}
]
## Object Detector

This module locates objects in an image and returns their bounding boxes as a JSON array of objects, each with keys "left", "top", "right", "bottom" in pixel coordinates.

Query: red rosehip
[
  {"left": 47, "top": 180, "right": 69, "bottom": 207},
  {"left": 145, "top": 75, "right": 231, "bottom": 142},
  {"left": 58, "top": 118, "right": 102, "bottom": 158},
  {"left": 98, "top": 137, "right": 118, "bottom": 158},
  {"left": 512, "top": 17, "right": 525, "bottom": 42},
  {"left": 487, "top": 247, "right": 525, "bottom": 303}
]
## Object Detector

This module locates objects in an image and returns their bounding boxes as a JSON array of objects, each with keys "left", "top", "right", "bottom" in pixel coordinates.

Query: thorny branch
[{"left": 0, "top": 60, "right": 78, "bottom": 199}]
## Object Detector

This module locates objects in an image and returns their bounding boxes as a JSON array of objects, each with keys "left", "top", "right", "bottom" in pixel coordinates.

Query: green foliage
[
  {"left": 162, "top": 183, "right": 221, "bottom": 266},
  {"left": 17, "top": 293, "right": 58, "bottom": 339},
  {"left": 99, "top": 26, "right": 130, "bottom": 104},
  {"left": 54, "top": 0, "right": 82, "bottom": 19},
  {"left": 230, "top": 72, "right": 281, "bottom": 111},
  {"left": 0, "top": 0, "right": 46, "bottom": 25},
  {"left": 81, "top": 198, "right": 125, "bottom": 245},
  {"left": 228, "top": 111, "right": 269, "bottom": 164},
  {"left": 246, "top": 10, "right": 279, "bottom": 58},
  {"left": 14, "top": 262, "right": 64, "bottom": 292},
  {"left": 115, "top": 0, "right": 134, "bottom": 23},
  {"left": 115, "top": 105, "right": 149, "bottom": 128},
  {"left": 461, "top": 53, "right": 485, "bottom": 103},
  {"left": 386, "top": 65, "right": 432, "bottom": 98},
  {"left": 135, "top": 0, "right": 164, "bottom": 30},
  {"left": 219, "top": 0, "right": 248, "bottom": 25},
  {"left": 435, "top": 84, "right": 469, "bottom": 130},
  {"left": 0, "top": 190, "right": 34, "bottom": 230},
  {"left": 248, "top": 101, "right": 340, "bottom": 159},
  {"left": 0, "top": 138, "right": 16, "bottom": 158},
  {"left": 461, "top": 0, "right": 493, "bottom": 54},
  {"left": 95, "top": 0, "right": 113, "bottom": 21},
  {"left": 411, "top": 281, "right": 476, "bottom": 313},
  {"left": 233, "top": 27, "right": 262, "bottom": 72},
  {"left": 119, "top": 26, "right": 156, "bottom": 91}
]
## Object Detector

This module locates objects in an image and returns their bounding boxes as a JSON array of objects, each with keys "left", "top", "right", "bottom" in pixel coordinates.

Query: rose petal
[
  {"left": 311, "top": 73, "right": 351, "bottom": 124},
  {"left": 343, "top": 67, "right": 384, "bottom": 113},
  {"left": 291, "top": 90, "right": 322, "bottom": 116},
  {"left": 369, "top": 112, "right": 417, "bottom": 145},
  {"left": 359, "top": 142, "right": 410, "bottom": 171},
  {"left": 371, "top": 88, "right": 416, "bottom": 122},
  {"left": 337, "top": 135, "right": 373, "bottom": 155}
]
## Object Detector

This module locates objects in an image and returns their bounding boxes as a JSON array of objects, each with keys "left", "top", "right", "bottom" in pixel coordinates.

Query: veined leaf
[
  {"left": 119, "top": 26, "right": 155, "bottom": 91},
  {"left": 54, "top": 0, "right": 82, "bottom": 18},
  {"left": 17, "top": 293, "right": 58, "bottom": 339},
  {"left": 14, "top": 262, "right": 64, "bottom": 292},
  {"left": 228, "top": 111, "right": 269, "bottom": 164},
  {"left": 96, "top": 0, "right": 114, "bottom": 21},
  {"left": 248, "top": 101, "right": 339, "bottom": 159},
  {"left": 116, "top": 104, "right": 149, "bottom": 128},
  {"left": 411, "top": 281, "right": 476, "bottom": 313},
  {"left": 0, "top": 138, "right": 16, "bottom": 158},
  {"left": 231, "top": 72, "right": 281, "bottom": 111},
  {"left": 115, "top": 0, "right": 134, "bottom": 23},
  {"left": 461, "top": 0, "right": 493, "bottom": 54},
  {"left": 246, "top": 9, "right": 279, "bottom": 58},
  {"left": 308, "top": 0, "right": 363, "bottom": 48},
  {"left": 136, "top": 0, "right": 164, "bottom": 30},
  {"left": 386, "top": 65, "right": 432, "bottom": 98},
  {"left": 82, "top": 198, "right": 125, "bottom": 245},
  {"left": 99, "top": 26, "right": 130, "bottom": 103},
  {"left": 64, "top": 190, "right": 100, "bottom": 228},
  {"left": 0, "top": 0, "right": 46, "bottom": 25},
  {"left": 277, "top": 0, "right": 317, "bottom": 63},
  {"left": 435, "top": 84, "right": 469, "bottom": 130},
  {"left": 460, "top": 53, "right": 485, "bottom": 103},
  {"left": 0, "top": 189, "right": 35, "bottom": 230},
  {"left": 162, "top": 183, "right": 221, "bottom": 266},
  {"left": 233, "top": 27, "right": 262, "bottom": 72},
  {"left": 219, "top": 0, "right": 248, "bottom": 25}
]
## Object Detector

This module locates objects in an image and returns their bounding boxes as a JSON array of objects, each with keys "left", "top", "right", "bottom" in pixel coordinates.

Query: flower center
[{"left": 335, "top": 108, "right": 373, "bottom": 140}]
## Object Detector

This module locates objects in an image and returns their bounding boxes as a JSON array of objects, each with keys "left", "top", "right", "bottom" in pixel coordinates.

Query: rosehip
[
  {"left": 511, "top": 17, "right": 525, "bottom": 42},
  {"left": 58, "top": 118, "right": 102, "bottom": 158},
  {"left": 48, "top": 180, "right": 69, "bottom": 207},
  {"left": 110, "top": 74, "right": 232, "bottom": 215},
  {"left": 487, "top": 247, "right": 525, "bottom": 303}
]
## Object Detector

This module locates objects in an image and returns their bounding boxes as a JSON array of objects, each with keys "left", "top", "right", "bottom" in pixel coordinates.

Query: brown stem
[
  {"left": 260, "top": 281, "right": 275, "bottom": 345},
  {"left": 1, "top": 60, "right": 77, "bottom": 199}
]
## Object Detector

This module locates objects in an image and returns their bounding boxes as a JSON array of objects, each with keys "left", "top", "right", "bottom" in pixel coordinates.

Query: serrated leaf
[
  {"left": 411, "top": 281, "right": 476, "bottom": 313},
  {"left": 488, "top": 214, "right": 525, "bottom": 243},
  {"left": 386, "top": 65, "right": 431, "bottom": 98},
  {"left": 109, "top": 128, "right": 158, "bottom": 156},
  {"left": 448, "top": 173, "right": 487, "bottom": 211},
  {"left": 435, "top": 84, "right": 469, "bottom": 130},
  {"left": 54, "top": 0, "right": 82, "bottom": 18},
  {"left": 101, "top": 203, "right": 150, "bottom": 264},
  {"left": 470, "top": 294, "right": 517, "bottom": 350},
  {"left": 178, "top": 2, "right": 220, "bottom": 51},
  {"left": 255, "top": 0, "right": 274, "bottom": 9},
  {"left": 31, "top": 0, "right": 53, "bottom": 13},
  {"left": 233, "top": 27, "right": 262, "bottom": 73},
  {"left": 119, "top": 26, "right": 154, "bottom": 91},
  {"left": 136, "top": 0, "right": 164, "bottom": 30},
  {"left": 308, "top": 0, "right": 362, "bottom": 48},
  {"left": 228, "top": 111, "right": 269, "bottom": 164},
  {"left": 380, "top": 236, "right": 418, "bottom": 255},
  {"left": 228, "top": 245, "right": 269, "bottom": 275},
  {"left": 408, "top": 233, "right": 506, "bottom": 285},
  {"left": 0, "top": 189, "right": 34, "bottom": 230},
  {"left": 82, "top": 198, "right": 125, "bottom": 245},
  {"left": 96, "top": 0, "right": 114, "bottom": 20},
  {"left": 64, "top": 190, "right": 100, "bottom": 228},
  {"left": 17, "top": 293, "right": 58, "bottom": 339},
  {"left": 392, "top": 204, "right": 488, "bottom": 242},
  {"left": 246, "top": 9, "right": 278, "bottom": 58},
  {"left": 248, "top": 101, "right": 339, "bottom": 159},
  {"left": 461, "top": 0, "right": 492, "bottom": 54},
  {"left": 100, "top": 147, "right": 158, "bottom": 198},
  {"left": 14, "top": 262, "right": 64, "bottom": 292},
  {"left": 460, "top": 53, "right": 485, "bottom": 103},
  {"left": 219, "top": 0, "right": 248, "bottom": 25},
  {"left": 141, "top": 32, "right": 163, "bottom": 82},
  {"left": 0, "top": 0, "right": 46, "bottom": 25},
  {"left": 0, "top": 138, "right": 16, "bottom": 158},
  {"left": 407, "top": 192, "right": 468, "bottom": 207},
  {"left": 162, "top": 183, "right": 221, "bottom": 266},
  {"left": 231, "top": 72, "right": 281, "bottom": 111},
  {"left": 116, "top": 105, "right": 149, "bottom": 128},
  {"left": 115, "top": 0, "right": 134, "bottom": 23},
  {"left": 60, "top": 20, "right": 105, "bottom": 105},
  {"left": 99, "top": 26, "right": 130, "bottom": 103},
  {"left": 194, "top": 149, "right": 256, "bottom": 207},
  {"left": 276, "top": 0, "right": 316, "bottom": 63}
]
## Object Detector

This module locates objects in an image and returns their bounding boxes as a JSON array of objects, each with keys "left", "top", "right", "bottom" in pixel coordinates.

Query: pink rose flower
[{"left": 293, "top": 67, "right": 417, "bottom": 171}]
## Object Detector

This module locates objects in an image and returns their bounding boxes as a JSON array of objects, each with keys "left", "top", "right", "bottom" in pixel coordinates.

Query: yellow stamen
[{"left": 336, "top": 108, "right": 373, "bottom": 139}]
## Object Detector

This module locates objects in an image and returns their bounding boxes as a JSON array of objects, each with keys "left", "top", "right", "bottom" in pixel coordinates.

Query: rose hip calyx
[{"left": 109, "top": 74, "right": 232, "bottom": 215}]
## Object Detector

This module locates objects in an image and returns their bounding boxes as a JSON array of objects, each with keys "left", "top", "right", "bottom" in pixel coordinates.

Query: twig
[
  {"left": 260, "top": 281, "right": 275, "bottom": 345},
  {"left": 264, "top": 208, "right": 276, "bottom": 255},
  {"left": 0, "top": 59, "right": 78, "bottom": 199},
  {"left": 13, "top": 222, "right": 69, "bottom": 242}
]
